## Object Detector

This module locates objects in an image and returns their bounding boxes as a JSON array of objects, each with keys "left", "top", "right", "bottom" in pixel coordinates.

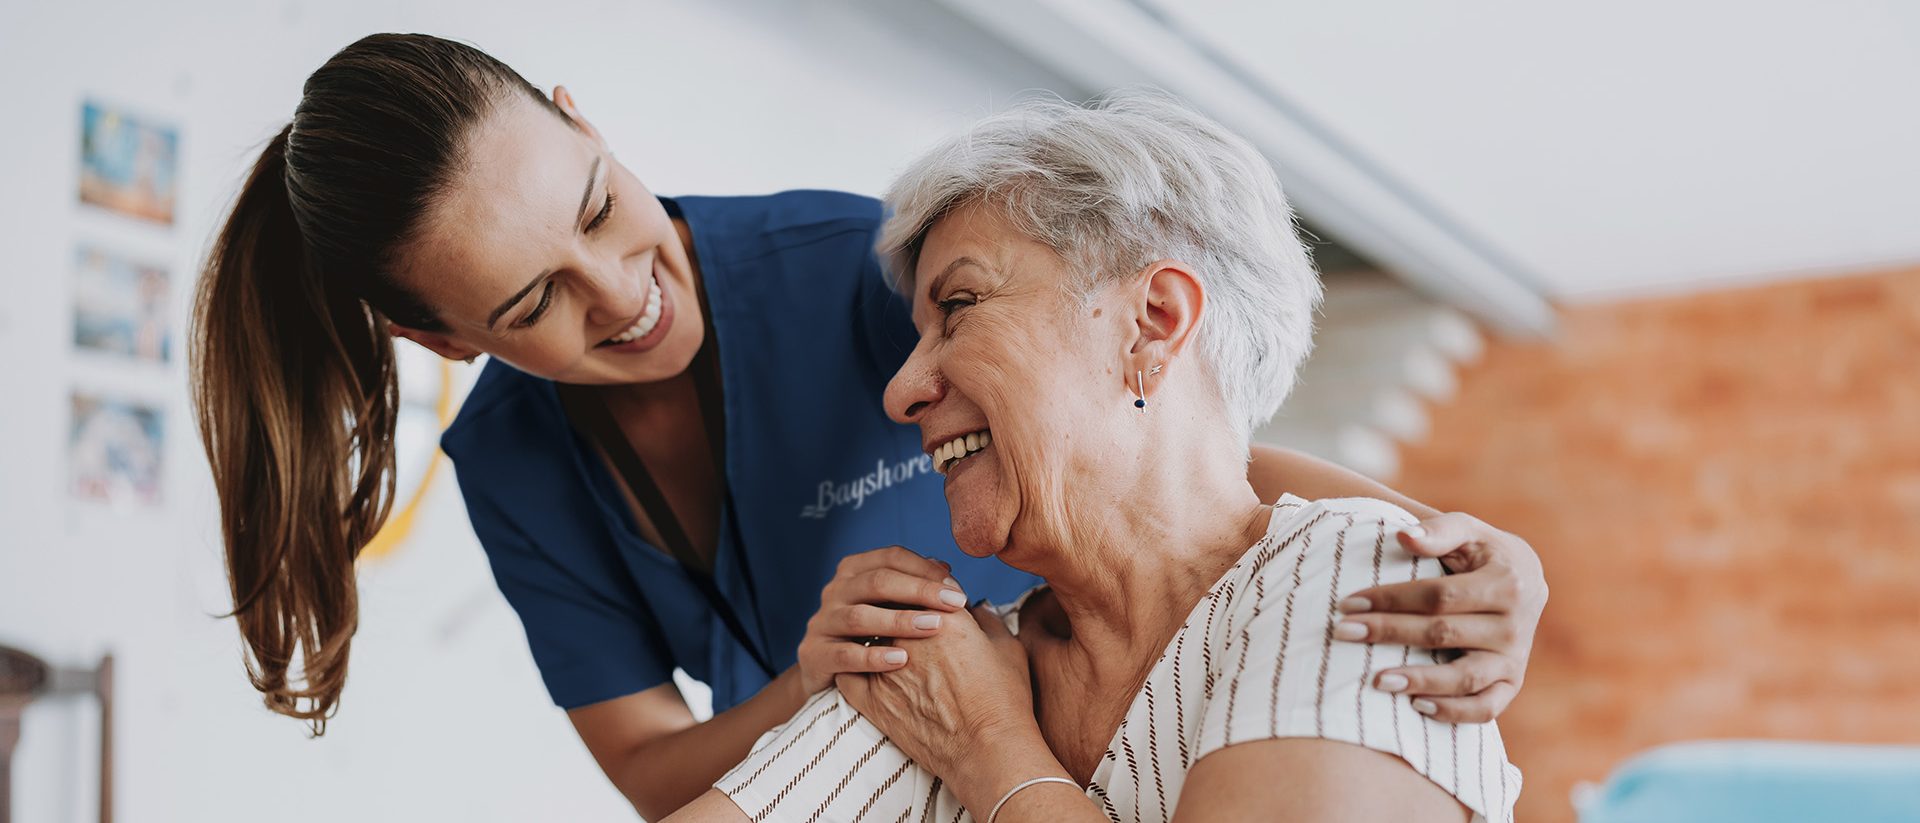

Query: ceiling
[{"left": 1141, "top": 0, "right": 1920, "bottom": 300}]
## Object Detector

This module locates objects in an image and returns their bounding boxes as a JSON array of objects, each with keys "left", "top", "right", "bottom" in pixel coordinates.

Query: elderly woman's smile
[{"left": 928, "top": 429, "right": 991, "bottom": 476}]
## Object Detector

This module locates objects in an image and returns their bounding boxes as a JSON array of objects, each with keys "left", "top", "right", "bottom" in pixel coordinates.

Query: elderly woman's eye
[{"left": 936, "top": 295, "right": 975, "bottom": 333}]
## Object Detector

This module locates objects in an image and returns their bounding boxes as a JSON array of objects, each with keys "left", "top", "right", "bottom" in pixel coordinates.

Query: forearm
[
  {"left": 1246, "top": 444, "right": 1439, "bottom": 519},
  {"left": 605, "top": 667, "right": 810, "bottom": 820}
]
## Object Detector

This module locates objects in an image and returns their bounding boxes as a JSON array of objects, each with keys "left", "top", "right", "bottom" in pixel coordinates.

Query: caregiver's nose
[{"left": 582, "top": 257, "right": 647, "bottom": 326}]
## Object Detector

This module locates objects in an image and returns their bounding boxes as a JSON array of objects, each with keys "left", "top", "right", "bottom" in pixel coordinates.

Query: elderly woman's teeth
[
  {"left": 604, "top": 274, "right": 665, "bottom": 345},
  {"left": 934, "top": 430, "right": 992, "bottom": 474}
]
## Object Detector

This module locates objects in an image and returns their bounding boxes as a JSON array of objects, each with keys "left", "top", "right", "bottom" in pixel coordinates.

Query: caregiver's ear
[
  {"left": 1128, "top": 259, "right": 1207, "bottom": 364},
  {"left": 389, "top": 322, "right": 482, "bottom": 363},
  {"left": 550, "top": 85, "right": 609, "bottom": 149}
]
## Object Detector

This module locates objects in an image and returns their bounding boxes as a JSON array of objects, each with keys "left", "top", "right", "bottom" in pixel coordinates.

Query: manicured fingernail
[
  {"left": 1402, "top": 525, "right": 1426, "bottom": 540},
  {"left": 1338, "top": 596, "right": 1372, "bottom": 613},
  {"left": 913, "top": 614, "right": 942, "bottom": 630},
  {"left": 1413, "top": 698, "right": 1437, "bottom": 715},
  {"left": 1377, "top": 674, "right": 1409, "bottom": 693},
  {"left": 943, "top": 577, "right": 962, "bottom": 591},
  {"left": 883, "top": 650, "right": 908, "bottom": 665},
  {"left": 1332, "top": 621, "right": 1368, "bottom": 641},
  {"left": 939, "top": 589, "right": 967, "bottom": 608}
]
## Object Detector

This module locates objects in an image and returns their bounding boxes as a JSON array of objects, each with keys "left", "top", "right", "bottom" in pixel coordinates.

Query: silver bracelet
[{"left": 986, "top": 776, "right": 1080, "bottom": 823}]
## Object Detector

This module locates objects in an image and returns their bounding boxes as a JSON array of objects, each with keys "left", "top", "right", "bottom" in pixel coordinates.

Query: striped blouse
[{"left": 715, "top": 495, "right": 1522, "bottom": 822}]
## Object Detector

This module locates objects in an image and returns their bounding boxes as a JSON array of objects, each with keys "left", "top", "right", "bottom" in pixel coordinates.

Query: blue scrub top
[{"left": 441, "top": 190, "right": 1039, "bottom": 713}]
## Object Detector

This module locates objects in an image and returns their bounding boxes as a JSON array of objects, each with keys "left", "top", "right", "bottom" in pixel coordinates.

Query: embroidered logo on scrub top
[{"left": 800, "top": 455, "right": 936, "bottom": 519}]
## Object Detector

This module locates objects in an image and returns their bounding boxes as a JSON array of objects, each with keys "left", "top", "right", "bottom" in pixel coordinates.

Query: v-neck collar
[{"left": 1012, "top": 501, "right": 1296, "bottom": 798}]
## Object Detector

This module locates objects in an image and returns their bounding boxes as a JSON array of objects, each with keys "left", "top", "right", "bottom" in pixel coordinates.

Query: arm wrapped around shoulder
[{"left": 1193, "top": 497, "right": 1522, "bottom": 823}]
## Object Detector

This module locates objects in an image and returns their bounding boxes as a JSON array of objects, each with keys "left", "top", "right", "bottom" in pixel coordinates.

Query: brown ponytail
[
  {"left": 188, "top": 33, "right": 571, "bottom": 734},
  {"left": 191, "top": 122, "right": 395, "bottom": 734}
]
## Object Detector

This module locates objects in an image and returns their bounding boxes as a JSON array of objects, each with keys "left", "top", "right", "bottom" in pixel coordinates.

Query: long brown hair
[{"left": 190, "top": 33, "right": 568, "bottom": 734}]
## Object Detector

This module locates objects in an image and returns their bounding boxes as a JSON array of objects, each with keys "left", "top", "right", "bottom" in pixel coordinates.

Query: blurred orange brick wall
[{"left": 1392, "top": 266, "right": 1920, "bottom": 823}]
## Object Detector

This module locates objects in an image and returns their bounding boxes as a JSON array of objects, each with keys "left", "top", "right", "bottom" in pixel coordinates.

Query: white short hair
[{"left": 878, "top": 89, "right": 1322, "bottom": 444}]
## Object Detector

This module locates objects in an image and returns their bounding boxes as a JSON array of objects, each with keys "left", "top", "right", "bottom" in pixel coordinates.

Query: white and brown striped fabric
[{"left": 715, "top": 495, "right": 1521, "bottom": 822}]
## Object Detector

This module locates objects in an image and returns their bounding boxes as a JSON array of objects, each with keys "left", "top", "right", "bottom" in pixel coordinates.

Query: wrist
[
  {"left": 943, "top": 727, "right": 1068, "bottom": 815},
  {"left": 771, "top": 665, "right": 810, "bottom": 711},
  {"left": 986, "top": 777, "right": 1082, "bottom": 823}
]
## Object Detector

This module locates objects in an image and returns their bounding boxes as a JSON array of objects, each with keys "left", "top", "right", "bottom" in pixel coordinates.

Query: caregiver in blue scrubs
[{"left": 189, "top": 34, "right": 1547, "bottom": 819}]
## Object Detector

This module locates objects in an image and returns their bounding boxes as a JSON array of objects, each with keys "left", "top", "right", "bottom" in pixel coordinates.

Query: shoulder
[
  {"left": 1272, "top": 494, "right": 1422, "bottom": 537},
  {"left": 1245, "top": 494, "right": 1422, "bottom": 571},
  {"left": 1259, "top": 495, "right": 1421, "bottom": 576},
  {"left": 1191, "top": 498, "right": 1520, "bottom": 820},
  {"left": 757, "top": 188, "right": 883, "bottom": 229},
  {"left": 670, "top": 189, "right": 882, "bottom": 264},
  {"left": 440, "top": 357, "right": 561, "bottom": 474},
  {"left": 1216, "top": 494, "right": 1434, "bottom": 637}
]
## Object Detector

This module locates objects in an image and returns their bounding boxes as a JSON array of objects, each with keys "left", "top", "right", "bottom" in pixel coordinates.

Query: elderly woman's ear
[{"left": 1126, "top": 259, "right": 1208, "bottom": 380}]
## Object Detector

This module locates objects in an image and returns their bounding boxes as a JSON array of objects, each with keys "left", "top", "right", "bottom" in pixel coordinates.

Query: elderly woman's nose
[{"left": 885, "top": 346, "right": 944, "bottom": 424}]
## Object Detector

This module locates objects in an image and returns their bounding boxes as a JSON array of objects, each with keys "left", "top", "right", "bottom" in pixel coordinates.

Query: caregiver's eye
[
  {"left": 586, "top": 189, "right": 618, "bottom": 233},
  {"left": 516, "top": 280, "right": 557, "bottom": 328}
]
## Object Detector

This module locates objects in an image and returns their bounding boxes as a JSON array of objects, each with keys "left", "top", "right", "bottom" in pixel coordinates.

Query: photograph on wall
[
  {"left": 72, "top": 242, "right": 171, "bottom": 363},
  {"left": 78, "top": 99, "right": 179, "bottom": 225},
  {"left": 68, "top": 390, "right": 165, "bottom": 506}
]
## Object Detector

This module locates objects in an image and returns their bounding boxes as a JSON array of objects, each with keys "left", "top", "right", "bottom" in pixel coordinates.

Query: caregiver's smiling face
[
  {"left": 884, "top": 200, "right": 1138, "bottom": 559},
  {"left": 390, "top": 92, "right": 706, "bottom": 385}
]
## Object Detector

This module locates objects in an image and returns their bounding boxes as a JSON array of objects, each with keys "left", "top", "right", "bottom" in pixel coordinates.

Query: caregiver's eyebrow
[{"left": 486, "top": 156, "right": 604, "bottom": 330}]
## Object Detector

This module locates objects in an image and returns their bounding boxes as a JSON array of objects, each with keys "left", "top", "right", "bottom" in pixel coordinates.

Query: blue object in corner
[{"left": 1577, "top": 740, "right": 1920, "bottom": 823}]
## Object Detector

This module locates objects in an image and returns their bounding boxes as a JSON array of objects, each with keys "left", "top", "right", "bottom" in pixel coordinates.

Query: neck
[
  {"left": 597, "top": 363, "right": 695, "bottom": 410},
  {"left": 1013, "top": 437, "right": 1271, "bottom": 681}
]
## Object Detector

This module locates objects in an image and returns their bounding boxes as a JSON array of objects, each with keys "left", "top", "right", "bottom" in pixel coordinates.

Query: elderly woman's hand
[
  {"left": 834, "top": 603, "right": 1039, "bottom": 780},
  {"left": 795, "top": 547, "right": 972, "bottom": 695},
  {"left": 1332, "top": 512, "right": 1548, "bottom": 724}
]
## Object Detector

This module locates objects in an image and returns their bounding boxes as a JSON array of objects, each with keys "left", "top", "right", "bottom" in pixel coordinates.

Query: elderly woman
[{"left": 664, "top": 91, "right": 1521, "bottom": 823}]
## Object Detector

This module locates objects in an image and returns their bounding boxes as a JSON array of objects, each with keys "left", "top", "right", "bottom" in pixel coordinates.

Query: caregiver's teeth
[
  {"left": 933, "top": 430, "right": 992, "bottom": 474},
  {"left": 604, "top": 274, "right": 664, "bottom": 345}
]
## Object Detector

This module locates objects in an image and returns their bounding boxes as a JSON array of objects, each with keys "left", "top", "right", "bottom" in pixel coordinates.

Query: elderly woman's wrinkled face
[{"left": 885, "top": 201, "right": 1142, "bottom": 558}]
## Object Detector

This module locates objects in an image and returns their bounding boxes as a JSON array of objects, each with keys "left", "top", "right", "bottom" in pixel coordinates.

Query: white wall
[{"left": 0, "top": 2, "right": 1067, "bottom": 820}]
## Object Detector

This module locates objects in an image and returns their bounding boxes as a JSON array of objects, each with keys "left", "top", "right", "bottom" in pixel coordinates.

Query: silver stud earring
[{"left": 1149, "top": 364, "right": 1163, "bottom": 376}]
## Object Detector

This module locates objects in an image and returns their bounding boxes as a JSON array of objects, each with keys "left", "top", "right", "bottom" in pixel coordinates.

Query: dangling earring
[{"left": 1134, "top": 364, "right": 1162, "bottom": 413}]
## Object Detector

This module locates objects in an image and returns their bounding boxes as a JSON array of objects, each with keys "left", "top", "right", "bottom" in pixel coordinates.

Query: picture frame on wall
[
  {"left": 67, "top": 390, "right": 165, "bottom": 507},
  {"left": 71, "top": 242, "right": 170, "bottom": 364},
  {"left": 78, "top": 100, "right": 179, "bottom": 226}
]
